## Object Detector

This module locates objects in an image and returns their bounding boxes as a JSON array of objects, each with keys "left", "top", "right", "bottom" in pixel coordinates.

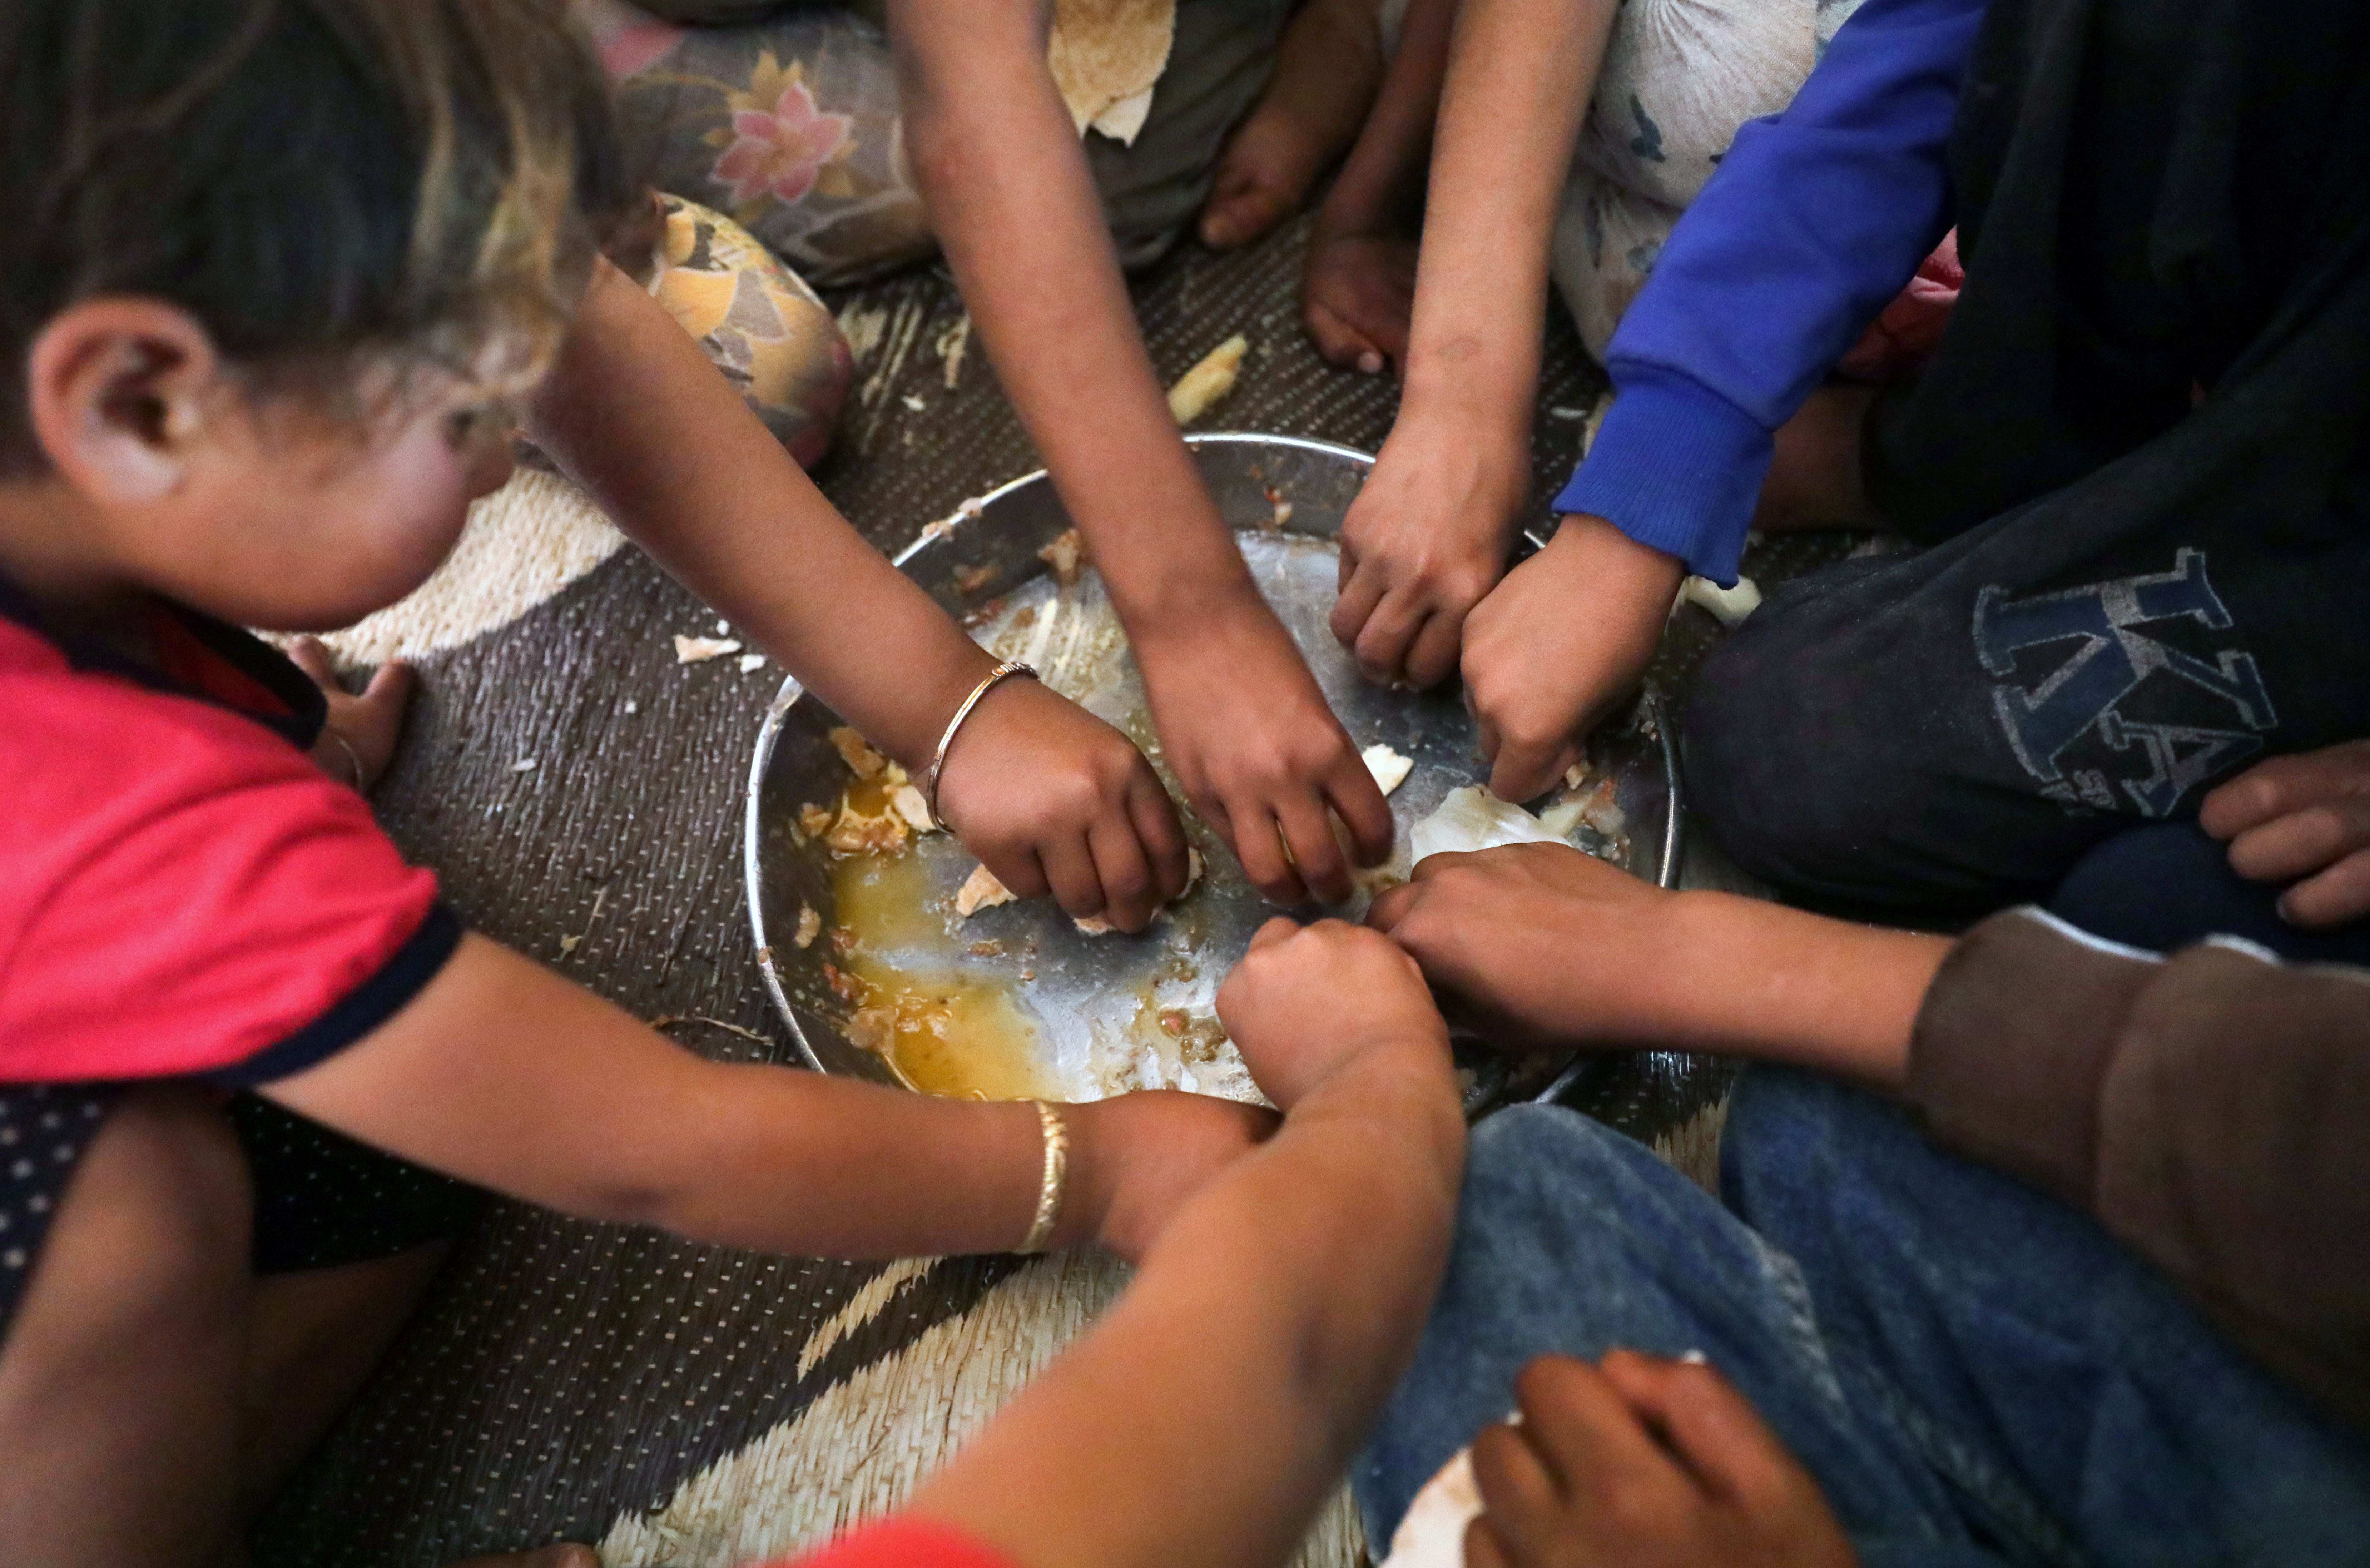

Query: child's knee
[{"left": 1682, "top": 644, "right": 1875, "bottom": 893}]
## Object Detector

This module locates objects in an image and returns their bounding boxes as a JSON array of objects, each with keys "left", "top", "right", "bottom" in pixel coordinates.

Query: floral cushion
[{"left": 646, "top": 194, "right": 852, "bottom": 468}]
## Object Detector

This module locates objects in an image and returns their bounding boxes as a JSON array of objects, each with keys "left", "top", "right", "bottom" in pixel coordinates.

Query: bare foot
[
  {"left": 1303, "top": 229, "right": 1417, "bottom": 375},
  {"left": 1199, "top": 0, "right": 1387, "bottom": 250},
  {"left": 445, "top": 1547, "right": 600, "bottom": 1568}
]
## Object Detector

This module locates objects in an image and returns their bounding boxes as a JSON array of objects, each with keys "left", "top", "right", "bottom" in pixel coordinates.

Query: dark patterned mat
[{"left": 251, "top": 212, "right": 1854, "bottom": 1567}]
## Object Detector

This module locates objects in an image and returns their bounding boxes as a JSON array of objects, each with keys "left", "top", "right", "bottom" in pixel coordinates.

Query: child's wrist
[{"left": 1398, "top": 357, "right": 1537, "bottom": 440}]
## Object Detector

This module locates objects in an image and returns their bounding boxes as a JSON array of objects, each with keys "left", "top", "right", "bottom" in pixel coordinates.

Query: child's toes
[
  {"left": 1199, "top": 175, "right": 1294, "bottom": 251},
  {"left": 1305, "top": 303, "right": 1382, "bottom": 373}
]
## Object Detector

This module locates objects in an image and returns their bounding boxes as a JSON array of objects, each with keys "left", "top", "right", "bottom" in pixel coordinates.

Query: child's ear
[{"left": 25, "top": 298, "right": 228, "bottom": 504}]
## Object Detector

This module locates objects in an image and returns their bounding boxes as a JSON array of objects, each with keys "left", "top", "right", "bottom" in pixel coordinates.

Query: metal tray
[{"left": 745, "top": 433, "right": 1681, "bottom": 1112}]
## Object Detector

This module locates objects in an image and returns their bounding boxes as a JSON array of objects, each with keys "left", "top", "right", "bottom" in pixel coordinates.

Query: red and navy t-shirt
[
  {"left": 765, "top": 1518, "right": 1017, "bottom": 1568},
  {"left": 0, "top": 578, "right": 458, "bottom": 1088}
]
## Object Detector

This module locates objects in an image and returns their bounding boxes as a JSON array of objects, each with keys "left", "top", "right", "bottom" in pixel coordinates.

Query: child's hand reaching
[
  {"left": 1371, "top": 846, "right": 1945, "bottom": 1082},
  {"left": 934, "top": 677, "right": 1193, "bottom": 934},
  {"left": 2198, "top": 738, "right": 2370, "bottom": 929},
  {"left": 1368, "top": 843, "right": 1677, "bottom": 1052},
  {"left": 1217, "top": 916, "right": 1451, "bottom": 1110},
  {"left": 1466, "top": 1352, "right": 1856, "bottom": 1568},
  {"left": 1331, "top": 409, "right": 1529, "bottom": 690},
  {"left": 1135, "top": 599, "right": 1395, "bottom": 907},
  {"left": 1461, "top": 516, "right": 1682, "bottom": 802},
  {"left": 288, "top": 636, "right": 415, "bottom": 792}
]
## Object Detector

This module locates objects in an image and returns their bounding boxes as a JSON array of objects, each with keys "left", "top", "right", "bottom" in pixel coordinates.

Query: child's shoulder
[
  {"left": 2, "top": 612, "right": 302, "bottom": 767},
  {"left": 0, "top": 614, "right": 447, "bottom": 1090}
]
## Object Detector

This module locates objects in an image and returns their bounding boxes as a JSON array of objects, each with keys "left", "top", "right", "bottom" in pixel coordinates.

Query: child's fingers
[
  {"left": 2228, "top": 803, "right": 2370, "bottom": 884},
  {"left": 2200, "top": 745, "right": 2370, "bottom": 840},
  {"left": 1233, "top": 807, "right": 1313, "bottom": 907},
  {"left": 1365, "top": 878, "right": 1419, "bottom": 934},
  {"left": 987, "top": 846, "right": 1053, "bottom": 902},
  {"left": 1473, "top": 707, "right": 1504, "bottom": 769},
  {"left": 1597, "top": 1351, "right": 1805, "bottom": 1518},
  {"left": 1488, "top": 738, "right": 1577, "bottom": 808},
  {"left": 1512, "top": 1353, "right": 1673, "bottom": 1492},
  {"left": 1470, "top": 1418, "right": 1565, "bottom": 1524},
  {"left": 1404, "top": 608, "right": 1465, "bottom": 693},
  {"left": 1460, "top": 1421, "right": 1573, "bottom": 1568},
  {"left": 1036, "top": 833, "right": 1107, "bottom": 919},
  {"left": 1088, "top": 818, "right": 1159, "bottom": 932},
  {"left": 1324, "top": 754, "right": 1396, "bottom": 868},
  {"left": 1244, "top": 915, "right": 1301, "bottom": 954},
  {"left": 2280, "top": 847, "right": 2370, "bottom": 929},
  {"left": 1330, "top": 553, "right": 1392, "bottom": 651},
  {"left": 1277, "top": 796, "right": 1356, "bottom": 905},
  {"left": 360, "top": 659, "right": 416, "bottom": 710},
  {"left": 1352, "top": 589, "right": 1426, "bottom": 687},
  {"left": 1126, "top": 775, "right": 1193, "bottom": 904},
  {"left": 286, "top": 635, "right": 338, "bottom": 686},
  {"left": 1462, "top": 1515, "right": 1516, "bottom": 1568}
]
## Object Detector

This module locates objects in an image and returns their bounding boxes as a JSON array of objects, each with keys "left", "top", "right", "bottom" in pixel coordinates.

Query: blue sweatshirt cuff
[{"left": 1552, "top": 371, "right": 1774, "bottom": 587}]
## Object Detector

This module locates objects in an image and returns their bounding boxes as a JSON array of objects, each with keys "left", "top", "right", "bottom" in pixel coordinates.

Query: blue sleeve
[{"left": 1553, "top": 0, "right": 1988, "bottom": 585}]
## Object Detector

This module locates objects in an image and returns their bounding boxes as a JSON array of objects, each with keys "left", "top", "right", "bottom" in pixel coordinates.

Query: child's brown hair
[{"left": 0, "top": 0, "right": 638, "bottom": 471}]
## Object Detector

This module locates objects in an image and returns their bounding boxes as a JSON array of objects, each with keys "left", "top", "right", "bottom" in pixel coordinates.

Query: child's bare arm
[
  {"left": 259, "top": 934, "right": 1271, "bottom": 1261},
  {"left": 529, "top": 261, "right": 1190, "bottom": 932},
  {"left": 1369, "top": 843, "right": 1948, "bottom": 1084},
  {"left": 1332, "top": 0, "right": 1623, "bottom": 691},
  {"left": 888, "top": 1, "right": 1393, "bottom": 908},
  {"left": 909, "top": 919, "right": 1466, "bottom": 1568}
]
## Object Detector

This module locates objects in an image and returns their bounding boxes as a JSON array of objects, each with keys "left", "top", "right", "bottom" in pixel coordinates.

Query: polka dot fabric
[
  {"left": 228, "top": 1096, "right": 488, "bottom": 1274},
  {"left": 0, "top": 1087, "right": 489, "bottom": 1345},
  {"left": 0, "top": 1084, "right": 113, "bottom": 1337}
]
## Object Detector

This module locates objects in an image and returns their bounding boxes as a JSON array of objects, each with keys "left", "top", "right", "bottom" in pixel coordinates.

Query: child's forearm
[
  {"left": 890, "top": 1, "right": 1258, "bottom": 637},
  {"left": 1314, "top": 0, "right": 1458, "bottom": 239},
  {"left": 1402, "top": 0, "right": 1616, "bottom": 426},
  {"left": 528, "top": 260, "right": 995, "bottom": 767},
  {"left": 1651, "top": 893, "right": 1949, "bottom": 1086},
  {"left": 910, "top": 1041, "right": 1467, "bottom": 1568},
  {"left": 265, "top": 937, "right": 1103, "bottom": 1260}
]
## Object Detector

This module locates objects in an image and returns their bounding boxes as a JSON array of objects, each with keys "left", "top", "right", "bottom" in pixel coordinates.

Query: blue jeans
[{"left": 1359, "top": 1071, "right": 2370, "bottom": 1567}]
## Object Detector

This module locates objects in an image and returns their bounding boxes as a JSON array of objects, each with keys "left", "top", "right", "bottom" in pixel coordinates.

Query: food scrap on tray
[
  {"left": 1166, "top": 334, "right": 1246, "bottom": 425},
  {"left": 1363, "top": 743, "right": 1413, "bottom": 796}
]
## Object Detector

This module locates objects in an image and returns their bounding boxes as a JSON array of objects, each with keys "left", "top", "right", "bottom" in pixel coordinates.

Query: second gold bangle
[{"left": 1015, "top": 1099, "right": 1069, "bottom": 1255}]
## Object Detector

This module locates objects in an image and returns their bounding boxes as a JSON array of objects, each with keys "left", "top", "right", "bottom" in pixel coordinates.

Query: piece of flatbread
[
  {"left": 673, "top": 635, "right": 741, "bottom": 664},
  {"left": 1048, "top": 0, "right": 1175, "bottom": 143},
  {"left": 956, "top": 862, "right": 1017, "bottom": 917},
  {"left": 1167, "top": 334, "right": 1246, "bottom": 425},
  {"left": 1379, "top": 1446, "right": 1482, "bottom": 1568},
  {"left": 1363, "top": 743, "right": 1414, "bottom": 796},
  {"left": 828, "top": 726, "right": 890, "bottom": 779},
  {"left": 1073, "top": 846, "right": 1203, "bottom": 934}
]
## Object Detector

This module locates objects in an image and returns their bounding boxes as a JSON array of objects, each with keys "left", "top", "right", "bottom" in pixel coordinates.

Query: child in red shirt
[{"left": 0, "top": 3, "right": 1266, "bottom": 1562}]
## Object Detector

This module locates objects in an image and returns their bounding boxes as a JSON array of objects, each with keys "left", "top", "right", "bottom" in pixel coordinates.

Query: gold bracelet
[
  {"left": 925, "top": 660, "right": 1038, "bottom": 830},
  {"left": 322, "top": 725, "right": 367, "bottom": 790},
  {"left": 1015, "top": 1099, "right": 1069, "bottom": 1255}
]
